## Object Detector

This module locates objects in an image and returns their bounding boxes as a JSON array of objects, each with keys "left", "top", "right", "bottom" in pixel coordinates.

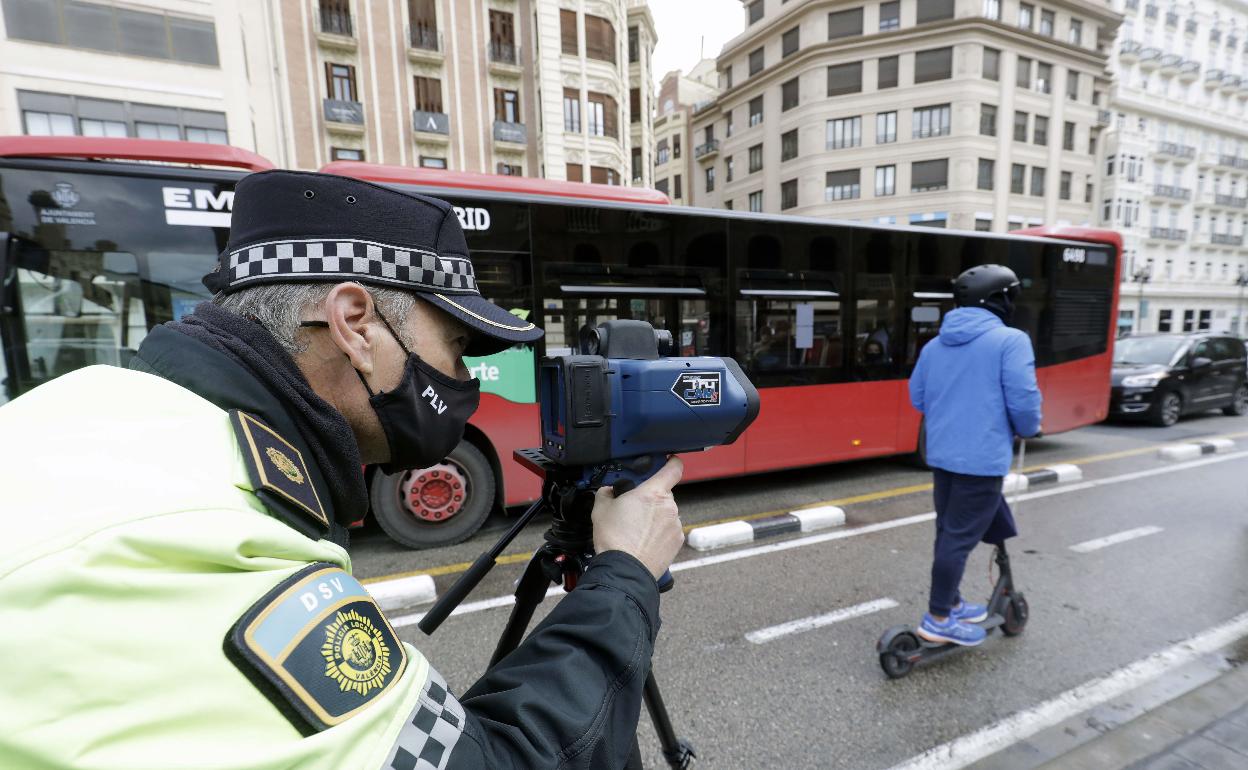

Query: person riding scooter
[{"left": 908, "top": 264, "right": 1043, "bottom": 646}]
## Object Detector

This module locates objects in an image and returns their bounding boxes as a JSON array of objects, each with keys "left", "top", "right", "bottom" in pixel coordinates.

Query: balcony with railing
[
  {"left": 1221, "top": 73, "right": 1240, "bottom": 93},
  {"left": 1156, "top": 141, "right": 1196, "bottom": 160},
  {"left": 413, "top": 110, "right": 449, "bottom": 136},
  {"left": 1215, "top": 193, "right": 1248, "bottom": 208},
  {"left": 694, "top": 139, "right": 720, "bottom": 159},
  {"left": 408, "top": 25, "right": 442, "bottom": 61},
  {"left": 488, "top": 41, "right": 520, "bottom": 68},
  {"left": 317, "top": 1, "right": 356, "bottom": 49},
  {"left": 1148, "top": 227, "right": 1188, "bottom": 241},
  {"left": 1218, "top": 154, "right": 1248, "bottom": 170},
  {"left": 1211, "top": 233, "right": 1244, "bottom": 246},
  {"left": 493, "top": 120, "right": 527, "bottom": 144},
  {"left": 1138, "top": 46, "right": 1162, "bottom": 69},
  {"left": 323, "top": 99, "right": 364, "bottom": 130},
  {"left": 1151, "top": 183, "right": 1192, "bottom": 201},
  {"left": 1205, "top": 68, "right": 1225, "bottom": 88},
  {"left": 1160, "top": 53, "right": 1182, "bottom": 75},
  {"left": 1119, "top": 40, "right": 1142, "bottom": 62},
  {"left": 1178, "top": 59, "right": 1201, "bottom": 81}
]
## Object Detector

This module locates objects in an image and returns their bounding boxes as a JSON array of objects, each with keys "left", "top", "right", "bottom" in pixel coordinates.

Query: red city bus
[{"left": 0, "top": 138, "right": 1121, "bottom": 550}]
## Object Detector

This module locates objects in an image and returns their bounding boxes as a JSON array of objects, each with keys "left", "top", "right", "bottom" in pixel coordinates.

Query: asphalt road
[{"left": 352, "top": 412, "right": 1248, "bottom": 768}]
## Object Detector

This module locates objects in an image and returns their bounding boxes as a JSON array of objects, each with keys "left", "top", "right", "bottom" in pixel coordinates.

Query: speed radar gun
[{"left": 419, "top": 320, "right": 760, "bottom": 769}]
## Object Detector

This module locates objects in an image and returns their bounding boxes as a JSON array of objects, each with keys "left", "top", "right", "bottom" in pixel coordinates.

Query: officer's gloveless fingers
[{"left": 592, "top": 456, "right": 685, "bottom": 580}]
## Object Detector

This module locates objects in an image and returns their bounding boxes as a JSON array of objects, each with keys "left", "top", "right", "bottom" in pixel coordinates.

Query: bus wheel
[{"left": 370, "top": 441, "right": 496, "bottom": 550}]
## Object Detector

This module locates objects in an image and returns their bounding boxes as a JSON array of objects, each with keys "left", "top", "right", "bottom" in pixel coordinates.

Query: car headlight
[{"left": 1121, "top": 372, "right": 1167, "bottom": 387}]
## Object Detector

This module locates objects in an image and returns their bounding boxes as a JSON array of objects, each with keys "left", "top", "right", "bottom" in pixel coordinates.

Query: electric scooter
[{"left": 876, "top": 440, "right": 1032, "bottom": 679}]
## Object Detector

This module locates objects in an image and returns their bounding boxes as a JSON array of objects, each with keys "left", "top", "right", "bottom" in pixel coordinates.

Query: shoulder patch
[
  {"left": 230, "top": 410, "right": 329, "bottom": 536},
  {"left": 227, "top": 563, "right": 408, "bottom": 732}
]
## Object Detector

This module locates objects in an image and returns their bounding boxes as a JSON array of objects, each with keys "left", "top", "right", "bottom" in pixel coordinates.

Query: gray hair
[{"left": 213, "top": 282, "right": 418, "bottom": 356}]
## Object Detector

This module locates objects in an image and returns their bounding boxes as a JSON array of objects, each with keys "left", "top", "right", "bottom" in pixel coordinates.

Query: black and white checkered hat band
[{"left": 225, "top": 239, "right": 478, "bottom": 294}]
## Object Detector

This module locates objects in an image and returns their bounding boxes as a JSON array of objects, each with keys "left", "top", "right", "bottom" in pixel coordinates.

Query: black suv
[{"left": 1110, "top": 333, "right": 1248, "bottom": 426}]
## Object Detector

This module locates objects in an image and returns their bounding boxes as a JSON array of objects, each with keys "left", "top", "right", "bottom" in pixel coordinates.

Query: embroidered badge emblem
[
  {"left": 321, "top": 608, "right": 393, "bottom": 696},
  {"left": 266, "top": 446, "right": 306, "bottom": 485}
]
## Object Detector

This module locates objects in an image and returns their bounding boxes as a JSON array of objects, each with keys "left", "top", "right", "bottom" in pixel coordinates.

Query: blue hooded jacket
[{"left": 909, "top": 307, "right": 1043, "bottom": 477}]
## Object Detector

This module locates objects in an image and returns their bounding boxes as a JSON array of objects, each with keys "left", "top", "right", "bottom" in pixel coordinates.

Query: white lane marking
[
  {"left": 1069, "top": 526, "right": 1165, "bottom": 554},
  {"left": 745, "top": 598, "right": 899, "bottom": 644},
  {"left": 886, "top": 609, "right": 1248, "bottom": 770},
  {"left": 386, "top": 451, "right": 1248, "bottom": 627}
]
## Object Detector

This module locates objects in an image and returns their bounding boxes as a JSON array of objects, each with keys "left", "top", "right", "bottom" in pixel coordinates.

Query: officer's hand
[{"left": 592, "top": 456, "right": 685, "bottom": 580}]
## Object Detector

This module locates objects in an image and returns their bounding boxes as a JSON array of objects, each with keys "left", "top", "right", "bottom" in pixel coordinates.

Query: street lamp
[
  {"left": 1129, "top": 264, "right": 1152, "bottom": 336},
  {"left": 1236, "top": 267, "right": 1248, "bottom": 339}
]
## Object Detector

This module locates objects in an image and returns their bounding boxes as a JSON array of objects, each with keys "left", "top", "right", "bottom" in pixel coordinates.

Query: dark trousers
[{"left": 929, "top": 468, "right": 1018, "bottom": 617}]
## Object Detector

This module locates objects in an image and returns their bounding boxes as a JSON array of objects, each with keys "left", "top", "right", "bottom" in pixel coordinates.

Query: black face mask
[{"left": 302, "top": 313, "right": 480, "bottom": 473}]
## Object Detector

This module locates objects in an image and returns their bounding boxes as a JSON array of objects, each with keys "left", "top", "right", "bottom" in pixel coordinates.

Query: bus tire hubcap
[{"left": 401, "top": 463, "right": 467, "bottom": 523}]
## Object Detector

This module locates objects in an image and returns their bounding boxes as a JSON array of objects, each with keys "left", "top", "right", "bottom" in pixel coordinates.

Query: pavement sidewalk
[{"left": 968, "top": 651, "right": 1248, "bottom": 770}]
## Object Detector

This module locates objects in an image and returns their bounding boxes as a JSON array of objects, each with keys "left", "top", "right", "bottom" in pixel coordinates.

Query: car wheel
[
  {"left": 369, "top": 441, "right": 496, "bottom": 549},
  {"left": 1224, "top": 384, "right": 1248, "bottom": 416},
  {"left": 1150, "top": 391, "right": 1183, "bottom": 427}
]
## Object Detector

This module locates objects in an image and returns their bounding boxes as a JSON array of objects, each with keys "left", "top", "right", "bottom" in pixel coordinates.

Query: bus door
[{"left": 847, "top": 230, "right": 906, "bottom": 453}]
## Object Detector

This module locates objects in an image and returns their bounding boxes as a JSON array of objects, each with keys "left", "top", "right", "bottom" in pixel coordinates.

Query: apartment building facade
[
  {"left": 0, "top": 0, "right": 263, "bottom": 152},
  {"left": 652, "top": 58, "right": 720, "bottom": 203},
  {"left": 1103, "top": 0, "right": 1248, "bottom": 337},
  {"left": 689, "top": 0, "right": 1120, "bottom": 235}
]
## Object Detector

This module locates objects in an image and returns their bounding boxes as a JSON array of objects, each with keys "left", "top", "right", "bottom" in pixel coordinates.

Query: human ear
[{"left": 322, "top": 283, "right": 377, "bottom": 375}]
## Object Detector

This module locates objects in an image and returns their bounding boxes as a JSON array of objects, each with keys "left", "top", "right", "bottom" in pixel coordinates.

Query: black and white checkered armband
[{"left": 381, "top": 667, "right": 466, "bottom": 770}]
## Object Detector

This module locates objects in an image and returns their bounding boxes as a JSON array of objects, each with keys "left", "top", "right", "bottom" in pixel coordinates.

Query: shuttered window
[
  {"left": 828, "top": 8, "right": 863, "bottom": 39},
  {"left": 585, "top": 15, "right": 616, "bottom": 63},
  {"left": 413, "top": 76, "right": 442, "bottom": 113},
  {"left": 911, "top": 159, "right": 949, "bottom": 192},
  {"left": 560, "top": 9, "right": 577, "bottom": 54}
]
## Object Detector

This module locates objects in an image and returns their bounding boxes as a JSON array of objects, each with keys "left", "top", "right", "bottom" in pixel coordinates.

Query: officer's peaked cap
[{"left": 204, "top": 169, "right": 540, "bottom": 356}]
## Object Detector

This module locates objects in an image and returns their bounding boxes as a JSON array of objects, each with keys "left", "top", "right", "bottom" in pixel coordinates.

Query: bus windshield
[{"left": 1113, "top": 336, "right": 1187, "bottom": 366}]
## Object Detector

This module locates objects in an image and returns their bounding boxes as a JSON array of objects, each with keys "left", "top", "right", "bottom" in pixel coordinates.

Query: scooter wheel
[
  {"left": 880, "top": 632, "right": 920, "bottom": 679},
  {"left": 1002, "top": 593, "right": 1029, "bottom": 637}
]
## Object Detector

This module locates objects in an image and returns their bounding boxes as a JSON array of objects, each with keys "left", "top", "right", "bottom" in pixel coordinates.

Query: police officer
[
  {"left": 0, "top": 170, "right": 685, "bottom": 769},
  {"left": 908, "top": 265, "right": 1042, "bottom": 646}
]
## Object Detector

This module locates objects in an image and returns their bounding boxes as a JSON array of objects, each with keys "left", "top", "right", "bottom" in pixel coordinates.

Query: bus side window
[
  {"left": 735, "top": 298, "right": 842, "bottom": 384},
  {"left": 550, "top": 295, "right": 710, "bottom": 356}
]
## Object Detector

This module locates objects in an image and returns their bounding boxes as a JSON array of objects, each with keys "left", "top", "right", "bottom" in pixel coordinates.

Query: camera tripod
[{"left": 418, "top": 449, "right": 696, "bottom": 769}]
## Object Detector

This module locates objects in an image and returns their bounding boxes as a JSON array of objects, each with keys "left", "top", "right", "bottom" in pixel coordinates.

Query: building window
[
  {"left": 914, "top": 47, "right": 953, "bottom": 83},
  {"left": 1069, "top": 19, "right": 1082, "bottom": 45},
  {"left": 631, "top": 148, "right": 641, "bottom": 182},
  {"left": 1158, "top": 309, "right": 1172, "bottom": 333},
  {"left": 568, "top": 163, "right": 585, "bottom": 182},
  {"left": 629, "top": 25, "right": 639, "bottom": 62},
  {"left": 975, "top": 217, "right": 993, "bottom": 231},
  {"left": 674, "top": 174, "right": 683, "bottom": 199},
  {"left": 980, "top": 103, "right": 998, "bottom": 136},
  {"left": 1085, "top": 182, "right": 1093, "bottom": 203},
  {"left": 1040, "top": 9, "right": 1054, "bottom": 36},
  {"left": 782, "top": 77, "right": 800, "bottom": 111},
  {"left": 782, "top": 25, "right": 800, "bottom": 57},
  {"left": 983, "top": 0, "right": 1001, "bottom": 20},
  {"left": 420, "top": 156, "right": 447, "bottom": 168},
  {"left": 497, "top": 162, "right": 522, "bottom": 176},
  {"left": 654, "top": 177, "right": 668, "bottom": 193},
  {"left": 1182, "top": 309, "right": 1195, "bottom": 332},
  {"left": 726, "top": 111, "right": 734, "bottom": 137},
  {"left": 79, "top": 118, "right": 126, "bottom": 137},
  {"left": 587, "top": 92, "right": 617, "bottom": 138},
  {"left": 724, "top": 199, "right": 734, "bottom": 210},
  {"left": 135, "top": 121, "right": 179, "bottom": 140},
  {"left": 1011, "top": 164, "right": 1025, "bottom": 194},
  {"left": 495, "top": 89, "right": 520, "bottom": 123},
  {"left": 781, "top": 179, "right": 798, "bottom": 209},
  {"left": 875, "top": 164, "right": 896, "bottom": 196},
  {"left": 1060, "top": 171, "right": 1072, "bottom": 200},
  {"left": 584, "top": 14, "right": 616, "bottom": 63},
  {"left": 1019, "top": 3, "right": 1034, "bottom": 30},
  {"left": 320, "top": 0, "right": 352, "bottom": 36},
  {"left": 878, "top": 55, "right": 899, "bottom": 89},
  {"left": 911, "top": 159, "right": 948, "bottom": 192},
  {"left": 749, "top": 47, "right": 765, "bottom": 76},
  {"left": 828, "top": 7, "right": 864, "bottom": 39},
  {"left": 1034, "top": 115, "right": 1048, "bottom": 146},
  {"left": 983, "top": 47, "right": 1000, "bottom": 80},
  {"left": 827, "top": 61, "right": 863, "bottom": 95},
  {"left": 781, "top": 128, "right": 799, "bottom": 161},
  {"left": 748, "top": 0, "right": 764, "bottom": 24},
  {"left": 1066, "top": 71, "right": 1079, "bottom": 100},
  {"left": 673, "top": 134, "right": 681, "bottom": 158},
  {"left": 1016, "top": 57, "right": 1032, "bottom": 88},
  {"left": 1013, "top": 111, "right": 1028, "bottom": 142},
  {"left": 748, "top": 95, "right": 764, "bottom": 126},
  {"left": 23, "top": 109, "right": 75, "bottom": 136},
  {"left": 2, "top": 0, "right": 220, "bottom": 65},
  {"left": 749, "top": 190, "right": 763, "bottom": 211},
  {"left": 1063, "top": 121, "right": 1075, "bottom": 151},
  {"left": 656, "top": 139, "right": 669, "bottom": 165},
  {"left": 726, "top": 156, "right": 735, "bottom": 182},
  {"left": 488, "top": 10, "right": 516, "bottom": 62},
  {"left": 876, "top": 111, "right": 897, "bottom": 143},
  {"left": 1036, "top": 62, "right": 1052, "bottom": 93},
  {"left": 880, "top": 0, "right": 900, "bottom": 30},
  {"left": 749, "top": 143, "right": 764, "bottom": 172},
  {"left": 414, "top": 76, "right": 443, "bottom": 113},
  {"left": 630, "top": 88, "right": 640, "bottom": 123},
  {"left": 916, "top": 0, "right": 955, "bottom": 24},
  {"left": 825, "top": 168, "right": 861, "bottom": 200},
  {"left": 912, "top": 104, "right": 951, "bottom": 138},
  {"left": 590, "top": 166, "right": 619, "bottom": 185},
  {"left": 327, "top": 63, "right": 357, "bottom": 102},
  {"left": 828, "top": 116, "right": 862, "bottom": 149},
  {"left": 1031, "top": 166, "right": 1046, "bottom": 196},
  {"left": 560, "top": 9, "right": 578, "bottom": 55},
  {"left": 331, "top": 147, "right": 364, "bottom": 161},
  {"left": 978, "top": 158, "right": 995, "bottom": 189},
  {"left": 706, "top": 166, "right": 716, "bottom": 192}
]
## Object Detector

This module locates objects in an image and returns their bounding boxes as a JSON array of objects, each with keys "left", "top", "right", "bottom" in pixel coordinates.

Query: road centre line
[
  {"left": 363, "top": 430, "right": 1248, "bottom": 586},
  {"left": 745, "top": 599, "right": 900, "bottom": 644},
  {"left": 386, "top": 450, "right": 1248, "bottom": 628},
  {"left": 885, "top": 608, "right": 1248, "bottom": 770},
  {"left": 1069, "top": 526, "right": 1165, "bottom": 554}
]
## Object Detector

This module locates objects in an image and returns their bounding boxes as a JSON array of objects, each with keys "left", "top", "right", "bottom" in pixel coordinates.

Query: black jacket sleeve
[{"left": 446, "top": 550, "right": 661, "bottom": 770}]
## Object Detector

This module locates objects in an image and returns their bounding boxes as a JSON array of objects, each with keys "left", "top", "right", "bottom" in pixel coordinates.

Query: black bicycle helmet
[{"left": 952, "top": 264, "right": 1021, "bottom": 307}]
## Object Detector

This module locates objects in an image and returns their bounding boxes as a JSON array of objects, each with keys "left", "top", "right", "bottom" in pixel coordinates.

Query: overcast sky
[{"left": 650, "top": 0, "right": 744, "bottom": 89}]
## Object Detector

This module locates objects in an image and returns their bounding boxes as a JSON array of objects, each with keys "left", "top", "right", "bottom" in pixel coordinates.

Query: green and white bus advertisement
[{"left": 464, "top": 345, "right": 537, "bottom": 404}]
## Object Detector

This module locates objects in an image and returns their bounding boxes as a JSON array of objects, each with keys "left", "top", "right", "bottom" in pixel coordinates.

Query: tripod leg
[
  {"left": 643, "top": 672, "right": 696, "bottom": 769},
  {"left": 489, "top": 554, "right": 556, "bottom": 668}
]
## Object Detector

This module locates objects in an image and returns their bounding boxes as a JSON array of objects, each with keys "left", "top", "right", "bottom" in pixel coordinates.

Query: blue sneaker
[
  {"left": 917, "top": 613, "right": 987, "bottom": 646},
  {"left": 951, "top": 601, "right": 988, "bottom": 624}
]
